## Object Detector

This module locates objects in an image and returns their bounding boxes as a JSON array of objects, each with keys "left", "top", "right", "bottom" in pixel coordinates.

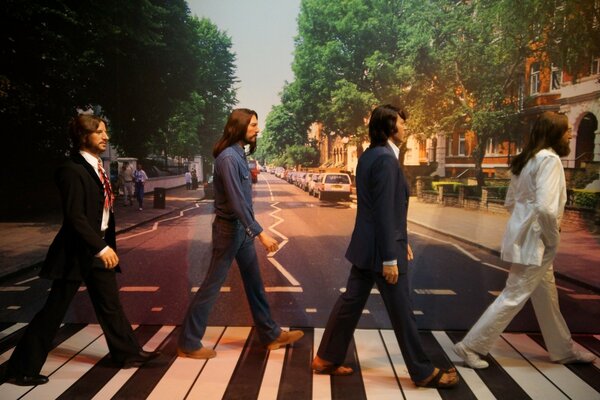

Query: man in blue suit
[{"left": 312, "top": 104, "right": 458, "bottom": 389}]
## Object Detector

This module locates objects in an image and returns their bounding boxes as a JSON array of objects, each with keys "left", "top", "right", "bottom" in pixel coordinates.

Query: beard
[{"left": 553, "top": 140, "right": 571, "bottom": 157}]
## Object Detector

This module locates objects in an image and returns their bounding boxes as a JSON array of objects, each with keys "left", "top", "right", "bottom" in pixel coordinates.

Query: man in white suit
[{"left": 454, "top": 111, "right": 596, "bottom": 369}]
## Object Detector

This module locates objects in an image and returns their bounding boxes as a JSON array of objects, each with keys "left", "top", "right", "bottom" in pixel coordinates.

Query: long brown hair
[
  {"left": 510, "top": 111, "right": 569, "bottom": 175},
  {"left": 212, "top": 108, "right": 258, "bottom": 158},
  {"left": 68, "top": 114, "right": 106, "bottom": 153}
]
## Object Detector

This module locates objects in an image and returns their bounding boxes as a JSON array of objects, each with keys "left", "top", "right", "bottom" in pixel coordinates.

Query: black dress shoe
[
  {"left": 7, "top": 374, "right": 49, "bottom": 386},
  {"left": 121, "top": 350, "right": 161, "bottom": 369}
]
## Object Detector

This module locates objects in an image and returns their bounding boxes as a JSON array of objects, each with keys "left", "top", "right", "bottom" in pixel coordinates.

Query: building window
[
  {"left": 530, "top": 62, "right": 540, "bottom": 95},
  {"left": 458, "top": 133, "right": 466, "bottom": 156},
  {"left": 592, "top": 57, "right": 600, "bottom": 75},
  {"left": 551, "top": 65, "right": 562, "bottom": 90}
]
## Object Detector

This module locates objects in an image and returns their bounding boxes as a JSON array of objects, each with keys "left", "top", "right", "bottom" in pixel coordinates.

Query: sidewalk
[
  {"left": 0, "top": 186, "right": 204, "bottom": 280},
  {"left": 407, "top": 200, "right": 600, "bottom": 292}
]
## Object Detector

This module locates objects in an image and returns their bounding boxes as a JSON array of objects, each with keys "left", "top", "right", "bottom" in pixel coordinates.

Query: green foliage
[{"left": 571, "top": 190, "right": 600, "bottom": 209}]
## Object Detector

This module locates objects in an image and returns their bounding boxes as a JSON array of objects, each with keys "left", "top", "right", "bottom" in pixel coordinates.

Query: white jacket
[{"left": 501, "top": 148, "right": 566, "bottom": 267}]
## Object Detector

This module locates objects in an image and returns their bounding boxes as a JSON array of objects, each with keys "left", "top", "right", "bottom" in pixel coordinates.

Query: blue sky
[{"left": 186, "top": 0, "right": 301, "bottom": 126}]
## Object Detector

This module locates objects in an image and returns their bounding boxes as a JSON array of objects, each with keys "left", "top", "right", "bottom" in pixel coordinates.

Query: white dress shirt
[{"left": 80, "top": 151, "right": 110, "bottom": 256}]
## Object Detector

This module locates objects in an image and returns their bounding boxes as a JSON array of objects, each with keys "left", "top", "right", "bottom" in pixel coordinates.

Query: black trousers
[
  {"left": 317, "top": 265, "right": 434, "bottom": 382},
  {"left": 8, "top": 268, "right": 140, "bottom": 376}
]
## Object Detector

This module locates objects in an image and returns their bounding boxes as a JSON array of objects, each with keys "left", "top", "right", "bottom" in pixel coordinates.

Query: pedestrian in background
[
  {"left": 1, "top": 114, "right": 158, "bottom": 387},
  {"left": 312, "top": 104, "right": 458, "bottom": 389},
  {"left": 120, "top": 161, "right": 134, "bottom": 206},
  {"left": 177, "top": 108, "right": 303, "bottom": 360},
  {"left": 185, "top": 170, "right": 192, "bottom": 190},
  {"left": 191, "top": 169, "right": 198, "bottom": 190},
  {"left": 133, "top": 163, "right": 148, "bottom": 210},
  {"left": 454, "top": 111, "right": 596, "bottom": 369}
]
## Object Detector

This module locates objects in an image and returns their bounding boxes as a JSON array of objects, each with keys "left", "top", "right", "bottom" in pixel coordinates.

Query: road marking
[
  {"left": 413, "top": 310, "right": 424, "bottom": 315},
  {"left": 120, "top": 286, "right": 159, "bottom": 292},
  {"left": 151, "top": 307, "right": 163, "bottom": 312},
  {"left": 410, "top": 230, "right": 481, "bottom": 261},
  {"left": 0, "top": 286, "right": 29, "bottom": 292},
  {"left": 267, "top": 257, "right": 300, "bottom": 286},
  {"left": 362, "top": 309, "right": 370, "bottom": 314},
  {"left": 339, "top": 288, "right": 380, "bottom": 294},
  {"left": 14, "top": 276, "right": 39, "bottom": 285},
  {"left": 305, "top": 308, "right": 317, "bottom": 313},
  {"left": 265, "top": 286, "right": 303, "bottom": 292},
  {"left": 6, "top": 306, "right": 20, "bottom": 310},
  {"left": 568, "top": 294, "right": 600, "bottom": 300},
  {"left": 414, "top": 289, "right": 456, "bottom": 295},
  {"left": 118, "top": 203, "right": 201, "bottom": 241},
  {"left": 191, "top": 286, "right": 231, "bottom": 292}
]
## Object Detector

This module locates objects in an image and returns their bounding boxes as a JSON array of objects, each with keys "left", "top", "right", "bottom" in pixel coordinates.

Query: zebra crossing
[{"left": 0, "top": 322, "right": 598, "bottom": 399}]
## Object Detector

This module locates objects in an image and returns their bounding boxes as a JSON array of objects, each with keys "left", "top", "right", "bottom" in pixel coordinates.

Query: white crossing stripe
[
  {"left": 312, "top": 328, "right": 331, "bottom": 400},
  {"left": 492, "top": 334, "right": 570, "bottom": 399},
  {"left": 354, "top": 329, "right": 404, "bottom": 399},
  {"left": 89, "top": 325, "right": 169, "bottom": 400},
  {"left": 432, "top": 331, "right": 496, "bottom": 399},
  {"left": 380, "top": 329, "right": 442, "bottom": 400},
  {"left": 502, "top": 333, "right": 599, "bottom": 400},
  {"left": 186, "top": 326, "right": 252, "bottom": 399},
  {"left": 0, "top": 325, "right": 104, "bottom": 399},
  {"left": 257, "top": 327, "right": 288, "bottom": 400},
  {"left": 147, "top": 326, "right": 224, "bottom": 400},
  {"left": 120, "top": 286, "right": 159, "bottom": 292},
  {"left": 265, "top": 286, "right": 303, "bottom": 292}
]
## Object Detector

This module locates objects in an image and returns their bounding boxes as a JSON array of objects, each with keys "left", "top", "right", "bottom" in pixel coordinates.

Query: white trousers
[{"left": 462, "top": 250, "right": 575, "bottom": 361}]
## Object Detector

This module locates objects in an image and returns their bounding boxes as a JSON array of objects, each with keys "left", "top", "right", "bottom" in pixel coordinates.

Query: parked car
[
  {"left": 315, "top": 172, "right": 352, "bottom": 201},
  {"left": 203, "top": 175, "right": 214, "bottom": 199},
  {"left": 248, "top": 160, "right": 259, "bottom": 183},
  {"left": 307, "top": 173, "right": 320, "bottom": 195}
]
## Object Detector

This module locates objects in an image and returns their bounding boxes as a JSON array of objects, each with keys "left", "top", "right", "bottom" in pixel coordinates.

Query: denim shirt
[{"left": 213, "top": 144, "right": 263, "bottom": 237}]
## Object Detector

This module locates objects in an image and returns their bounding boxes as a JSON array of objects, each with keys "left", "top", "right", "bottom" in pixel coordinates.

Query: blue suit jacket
[{"left": 345, "top": 145, "right": 410, "bottom": 273}]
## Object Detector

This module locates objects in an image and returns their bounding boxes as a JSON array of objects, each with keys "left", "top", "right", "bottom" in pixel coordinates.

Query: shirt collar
[
  {"left": 387, "top": 139, "right": 400, "bottom": 159},
  {"left": 80, "top": 150, "right": 101, "bottom": 169},
  {"left": 232, "top": 143, "right": 247, "bottom": 159}
]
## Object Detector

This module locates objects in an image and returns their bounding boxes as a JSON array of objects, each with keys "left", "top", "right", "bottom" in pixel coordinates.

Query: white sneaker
[
  {"left": 454, "top": 341, "right": 489, "bottom": 369},
  {"left": 557, "top": 350, "right": 596, "bottom": 364}
]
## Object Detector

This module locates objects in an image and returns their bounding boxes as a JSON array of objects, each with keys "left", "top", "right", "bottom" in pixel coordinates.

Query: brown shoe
[
  {"left": 177, "top": 346, "right": 216, "bottom": 359},
  {"left": 267, "top": 330, "right": 304, "bottom": 350}
]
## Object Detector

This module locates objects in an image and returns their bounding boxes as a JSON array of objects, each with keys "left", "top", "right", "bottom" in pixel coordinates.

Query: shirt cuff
[
  {"left": 382, "top": 260, "right": 397, "bottom": 266},
  {"left": 95, "top": 246, "right": 109, "bottom": 257},
  {"left": 245, "top": 221, "right": 263, "bottom": 238}
]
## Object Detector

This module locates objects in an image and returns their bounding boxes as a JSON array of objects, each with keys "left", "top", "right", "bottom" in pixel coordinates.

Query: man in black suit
[
  {"left": 312, "top": 105, "right": 458, "bottom": 388},
  {"left": 3, "top": 114, "right": 158, "bottom": 386}
]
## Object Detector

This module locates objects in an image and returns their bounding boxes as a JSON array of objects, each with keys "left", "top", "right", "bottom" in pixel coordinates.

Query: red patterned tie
[{"left": 98, "top": 160, "right": 114, "bottom": 211}]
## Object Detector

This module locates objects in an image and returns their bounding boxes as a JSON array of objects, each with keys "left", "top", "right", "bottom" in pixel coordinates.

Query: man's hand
[
  {"left": 258, "top": 232, "right": 279, "bottom": 253},
  {"left": 407, "top": 243, "right": 414, "bottom": 261},
  {"left": 98, "top": 247, "right": 119, "bottom": 269},
  {"left": 382, "top": 265, "right": 399, "bottom": 285}
]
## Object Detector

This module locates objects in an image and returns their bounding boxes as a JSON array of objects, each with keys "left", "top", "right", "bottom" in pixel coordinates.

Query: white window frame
[
  {"left": 458, "top": 133, "right": 466, "bottom": 156},
  {"left": 551, "top": 64, "right": 562, "bottom": 90},
  {"left": 530, "top": 62, "right": 540, "bottom": 95},
  {"left": 446, "top": 136, "right": 453, "bottom": 156},
  {"left": 592, "top": 57, "right": 600, "bottom": 75}
]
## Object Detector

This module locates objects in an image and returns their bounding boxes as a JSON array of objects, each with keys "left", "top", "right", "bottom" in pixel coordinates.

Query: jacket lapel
[{"left": 71, "top": 153, "right": 103, "bottom": 189}]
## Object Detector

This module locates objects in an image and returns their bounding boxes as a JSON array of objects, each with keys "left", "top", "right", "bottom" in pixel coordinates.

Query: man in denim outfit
[{"left": 178, "top": 108, "right": 303, "bottom": 359}]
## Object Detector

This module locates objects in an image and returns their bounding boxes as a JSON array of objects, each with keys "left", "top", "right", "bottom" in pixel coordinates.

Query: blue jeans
[
  {"left": 135, "top": 182, "right": 144, "bottom": 208},
  {"left": 179, "top": 217, "right": 281, "bottom": 351}
]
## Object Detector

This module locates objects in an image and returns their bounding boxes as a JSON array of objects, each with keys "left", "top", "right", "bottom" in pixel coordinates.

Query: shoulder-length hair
[
  {"left": 368, "top": 104, "right": 407, "bottom": 147},
  {"left": 213, "top": 108, "right": 258, "bottom": 158},
  {"left": 68, "top": 114, "right": 106, "bottom": 153},
  {"left": 510, "top": 111, "right": 569, "bottom": 175}
]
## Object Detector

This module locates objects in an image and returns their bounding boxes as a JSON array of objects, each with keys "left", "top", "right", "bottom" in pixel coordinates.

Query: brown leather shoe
[
  {"left": 267, "top": 330, "right": 304, "bottom": 350},
  {"left": 177, "top": 346, "right": 216, "bottom": 359}
]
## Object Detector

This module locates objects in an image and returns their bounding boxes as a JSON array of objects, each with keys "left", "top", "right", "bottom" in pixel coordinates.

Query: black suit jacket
[
  {"left": 345, "top": 145, "right": 410, "bottom": 273},
  {"left": 41, "top": 153, "right": 119, "bottom": 280}
]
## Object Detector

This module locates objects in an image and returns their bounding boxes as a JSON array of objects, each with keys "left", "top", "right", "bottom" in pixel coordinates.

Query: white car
[{"left": 314, "top": 173, "right": 352, "bottom": 201}]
